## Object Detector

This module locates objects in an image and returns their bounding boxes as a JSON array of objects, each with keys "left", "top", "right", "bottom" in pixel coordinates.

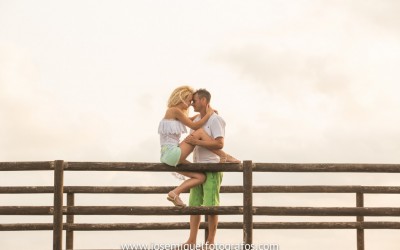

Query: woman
[{"left": 158, "top": 86, "right": 239, "bottom": 208}]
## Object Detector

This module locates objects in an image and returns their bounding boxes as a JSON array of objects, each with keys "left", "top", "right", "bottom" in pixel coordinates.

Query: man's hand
[{"left": 184, "top": 134, "right": 198, "bottom": 146}]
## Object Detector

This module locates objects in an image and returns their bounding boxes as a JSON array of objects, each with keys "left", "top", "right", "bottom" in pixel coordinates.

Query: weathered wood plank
[
  {"left": 0, "top": 161, "right": 53, "bottom": 171},
  {"left": 3, "top": 206, "right": 400, "bottom": 217},
  {"left": 243, "top": 160, "right": 253, "bottom": 244},
  {"left": 254, "top": 163, "right": 400, "bottom": 173},
  {"left": 66, "top": 193, "right": 74, "bottom": 250},
  {"left": 0, "top": 206, "right": 53, "bottom": 215},
  {"left": 3, "top": 221, "right": 400, "bottom": 231},
  {"left": 66, "top": 206, "right": 242, "bottom": 215},
  {"left": 64, "top": 162, "right": 243, "bottom": 172},
  {"left": 252, "top": 186, "right": 400, "bottom": 194},
  {"left": 0, "top": 186, "right": 54, "bottom": 193},
  {"left": 254, "top": 207, "right": 400, "bottom": 216},
  {"left": 53, "top": 160, "right": 64, "bottom": 250},
  {"left": 254, "top": 222, "right": 400, "bottom": 229},
  {"left": 357, "top": 193, "right": 364, "bottom": 250},
  {"left": 0, "top": 223, "right": 54, "bottom": 230},
  {"left": 1, "top": 161, "right": 399, "bottom": 172},
  {"left": 66, "top": 222, "right": 211, "bottom": 231},
  {"left": 2, "top": 185, "right": 400, "bottom": 194}
]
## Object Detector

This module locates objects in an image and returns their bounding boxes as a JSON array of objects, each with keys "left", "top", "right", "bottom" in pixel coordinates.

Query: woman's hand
[{"left": 206, "top": 105, "right": 215, "bottom": 116}]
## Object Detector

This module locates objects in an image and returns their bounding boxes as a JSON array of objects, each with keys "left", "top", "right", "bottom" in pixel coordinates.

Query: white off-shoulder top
[{"left": 158, "top": 119, "right": 187, "bottom": 146}]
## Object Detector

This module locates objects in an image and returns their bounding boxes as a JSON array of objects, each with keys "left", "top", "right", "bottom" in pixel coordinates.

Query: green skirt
[{"left": 160, "top": 144, "right": 181, "bottom": 167}]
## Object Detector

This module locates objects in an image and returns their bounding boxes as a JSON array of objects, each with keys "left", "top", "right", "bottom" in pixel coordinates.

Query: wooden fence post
[
  {"left": 66, "top": 193, "right": 75, "bottom": 250},
  {"left": 243, "top": 160, "right": 253, "bottom": 245},
  {"left": 204, "top": 215, "right": 209, "bottom": 243},
  {"left": 357, "top": 192, "right": 364, "bottom": 250},
  {"left": 53, "top": 160, "right": 64, "bottom": 250}
]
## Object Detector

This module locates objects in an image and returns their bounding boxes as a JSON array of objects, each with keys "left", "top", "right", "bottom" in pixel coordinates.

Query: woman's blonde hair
[{"left": 167, "top": 85, "right": 194, "bottom": 108}]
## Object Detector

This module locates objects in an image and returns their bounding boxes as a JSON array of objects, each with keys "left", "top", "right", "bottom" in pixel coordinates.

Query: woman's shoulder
[{"left": 164, "top": 107, "right": 182, "bottom": 119}]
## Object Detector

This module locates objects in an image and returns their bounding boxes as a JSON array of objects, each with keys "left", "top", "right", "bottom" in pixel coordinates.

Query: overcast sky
[{"left": 1, "top": 0, "right": 400, "bottom": 249}]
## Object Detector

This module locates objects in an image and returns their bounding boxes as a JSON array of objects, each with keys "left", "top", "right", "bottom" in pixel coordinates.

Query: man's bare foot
[
  {"left": 219, "top": 154, "right": 227, "bottom": 163},
  {"left": 219, "top": 153, "right": 240, "bottom": 163}
]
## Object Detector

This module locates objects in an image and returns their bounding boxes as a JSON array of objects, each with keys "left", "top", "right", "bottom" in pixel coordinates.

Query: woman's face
[{"left": 182, "top": 94, "right": 193, "bottom": 108}]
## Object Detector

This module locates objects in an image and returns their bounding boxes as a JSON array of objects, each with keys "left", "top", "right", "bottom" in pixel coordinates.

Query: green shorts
[
  {"left": 160, "top": 145, "right": 181, "bottom": 167},
  {"left": 189, "top": 172, "right": 223, "bottom": 206}
]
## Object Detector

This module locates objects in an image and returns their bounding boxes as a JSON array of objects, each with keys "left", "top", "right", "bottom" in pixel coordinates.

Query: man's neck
[{"left": 199, "top": 109, "right": 207, "bottom": 118}]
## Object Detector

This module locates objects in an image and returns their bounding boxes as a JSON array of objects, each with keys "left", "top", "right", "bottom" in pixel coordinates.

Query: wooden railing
[{"left": 1, "top": 161, "right": 400, "bottom": 250}]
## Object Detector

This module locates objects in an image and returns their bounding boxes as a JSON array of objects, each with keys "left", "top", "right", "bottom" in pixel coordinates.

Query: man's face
[{"left": 191, "top": 94, "right": 203, "bottom": 112}]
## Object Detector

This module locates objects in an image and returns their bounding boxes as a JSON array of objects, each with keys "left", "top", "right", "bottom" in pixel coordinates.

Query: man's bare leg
[
  {"left": 185, "top": 215, "right": 201, "bottom": 244},
  {"left": 206, "top": 215, "right": 218, "bottom": 244}
]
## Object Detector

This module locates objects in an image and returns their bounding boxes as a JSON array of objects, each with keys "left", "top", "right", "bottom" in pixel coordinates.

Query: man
[{"left": 183, "top": 88, "right": 228, "bottom": 245}]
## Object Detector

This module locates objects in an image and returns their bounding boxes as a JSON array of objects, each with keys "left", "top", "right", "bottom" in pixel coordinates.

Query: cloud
[
  {"left": 211, "top": 1, "right": 400, "bottom": 163},
  {"left": 0, "top": 43, "right": 117, "bottom": 161},
  {"left": 344, "top": 0, "right": 400, "bottom": 34}
]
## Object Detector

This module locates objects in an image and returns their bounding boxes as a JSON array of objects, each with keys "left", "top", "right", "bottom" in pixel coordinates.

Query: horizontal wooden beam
[
  {"left": 3, "top": 221, "right": 400, "bottom": 231},
  {"left": 0, "top": 162, "right": 53, "bottom": 171},
  {"left": 66, "top": 206, "right": 243, "bottom": 215},
  {"left": 0, "top": 223, "right": 54, "bottom": 230},
  {"left": 254, "top": 207, "right": 400, "bottom": 216},
  {"left": 66, "top": 222, "right": 203, "bottom": 230},
  {"left": 254, "top": 222, "right": 400, "bottom": 229},
  {"left": 3, "top": 185, "right": 400, "bottom": 194},
  {"left": 0, "top": 206, "right": 53, "bottom": 215},
  {"left": 0, "top": 186, "right": 54, "bottom": 193},
  {"left": 65, "top": 221, "right": 400, "bottom": 230},
  {"left": 253, "top": 186, "right": 400, "bottom": 194},
  {"left": 2, "top": 206, "right": 400, "bottom": 216},
  {"left": 64, "top": 162, "right": 243, "bottom": 172},
  {"left": 0, "top": 185, "right": 242, "bottom": 194},
  {"left": 2, "top": 161, "right": 400, "bottom": 173},
  {"left": 254, "top": 163, "right": 400, "bottom": 173}
]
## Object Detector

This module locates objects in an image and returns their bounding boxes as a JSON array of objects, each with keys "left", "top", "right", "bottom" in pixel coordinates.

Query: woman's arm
[
  {"left": 189, "top": 115, "right": 199, "bottom": 121},
  {"left": 173, "top": 107, "right": 213, "bottom": 130}
]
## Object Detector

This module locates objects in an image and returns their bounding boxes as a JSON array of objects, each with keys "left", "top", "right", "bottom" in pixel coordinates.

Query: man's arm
[{"left": 184, "top": 135, "right": 224, "bottom": 150}]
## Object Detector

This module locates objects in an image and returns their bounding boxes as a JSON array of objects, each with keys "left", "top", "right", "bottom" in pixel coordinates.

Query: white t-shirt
[{"left": 192, "top": 113, "right": 226, "bottom": 163}]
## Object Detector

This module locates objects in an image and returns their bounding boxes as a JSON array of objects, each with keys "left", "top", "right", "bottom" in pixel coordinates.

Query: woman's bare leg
[
  {"left": 167, "top": 127, "right": 239, "bottom": 207},
  {"left": 169, "top": 170, "right": 205, "bottom": 196},
  {"left": 168, "top": 144, "right": 206, "bottom": 206},
  {"left": 170, "top": 142, "right": 206, "bottom": 195},
  {"left": 190, "top": 128, "right": 240, "bottom": 163}
]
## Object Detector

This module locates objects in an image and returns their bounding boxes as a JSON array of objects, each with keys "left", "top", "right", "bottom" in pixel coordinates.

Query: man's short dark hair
[{"left": 194, "top": 88, "right": 211, "bottom": 103}]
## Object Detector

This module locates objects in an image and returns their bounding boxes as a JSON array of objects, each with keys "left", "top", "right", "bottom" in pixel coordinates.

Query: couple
[{"left": 158, "top": 86, "right": 239, "bottom": 245}]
